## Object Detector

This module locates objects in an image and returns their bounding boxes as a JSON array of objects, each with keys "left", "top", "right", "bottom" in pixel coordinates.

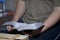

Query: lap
[{"left": 29, "top": 22, "right": 60, "bottom": 40}]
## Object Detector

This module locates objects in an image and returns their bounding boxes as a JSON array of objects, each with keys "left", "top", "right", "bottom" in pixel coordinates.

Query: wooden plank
[
  {"left": 0, "top": 38, "right": 8, "bottom": 40},
  {"left": 0, "top": 33, "right": 17, "bottom": 39},
  {"left": 0, "top": 33, "right": 29, "bottom": 40},
  {"left": 16, "top": 35, "right": 29, "bottom": 40}
]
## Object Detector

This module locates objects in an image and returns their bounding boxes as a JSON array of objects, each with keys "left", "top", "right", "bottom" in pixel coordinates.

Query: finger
[
  {"left": 7, "top": 26, "right": 11, "bottom": 31},
  {"left": 7, "top": 26, "right": 12, "bottom": 31}
]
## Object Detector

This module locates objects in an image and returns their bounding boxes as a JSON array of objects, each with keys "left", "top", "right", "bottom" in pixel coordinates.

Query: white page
[{"left": 3, "top": 22, "right": 43, "bottom": 31}]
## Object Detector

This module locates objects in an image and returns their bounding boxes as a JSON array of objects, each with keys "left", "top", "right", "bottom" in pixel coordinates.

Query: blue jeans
[{"left": 29, "top": 22, "right": 60, "bottom": 40}]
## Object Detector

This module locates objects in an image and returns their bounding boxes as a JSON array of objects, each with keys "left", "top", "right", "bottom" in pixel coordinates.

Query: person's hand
[{"left": 7, "top": 26, "right": 14, "bottom": 31}]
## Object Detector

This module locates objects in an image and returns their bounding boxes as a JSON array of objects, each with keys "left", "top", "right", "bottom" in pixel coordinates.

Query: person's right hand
[{"left": 7, "top": 26, "right": 14, "bottom": 31}]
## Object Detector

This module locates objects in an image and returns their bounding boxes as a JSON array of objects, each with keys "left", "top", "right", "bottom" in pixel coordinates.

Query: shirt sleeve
[{"left": 53, "top": 0, "right": 60, "bottom": 7}]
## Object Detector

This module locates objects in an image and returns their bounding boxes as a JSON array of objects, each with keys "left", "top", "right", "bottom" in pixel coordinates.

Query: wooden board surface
[
  {"left": 0, "top": 33, "right": 29, "bottom": 40},
  {"left": 0, "top": 39, "right": 8, "bottom": 40}
]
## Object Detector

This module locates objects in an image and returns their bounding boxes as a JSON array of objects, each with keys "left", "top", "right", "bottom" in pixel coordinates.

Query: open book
[{"left": 3, "top": 22, "right": 44, "bottom": 31}]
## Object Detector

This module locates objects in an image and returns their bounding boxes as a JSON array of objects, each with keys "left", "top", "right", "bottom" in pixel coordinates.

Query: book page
[{"left": 3, "top": 22, "right": 43, "bottom": 31}]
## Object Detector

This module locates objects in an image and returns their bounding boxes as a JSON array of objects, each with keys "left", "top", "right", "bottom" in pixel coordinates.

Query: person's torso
[{"left": 22, "top": 0, "right": 54, "bottom": 23}]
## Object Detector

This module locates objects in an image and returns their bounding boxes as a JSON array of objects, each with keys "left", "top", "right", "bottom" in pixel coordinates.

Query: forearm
[
  {"left": 12, "top": 0, "right": 25, "bottom": 22},
  {"left": 41, "top": 7, "right": 60, "bottom": 32}
]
